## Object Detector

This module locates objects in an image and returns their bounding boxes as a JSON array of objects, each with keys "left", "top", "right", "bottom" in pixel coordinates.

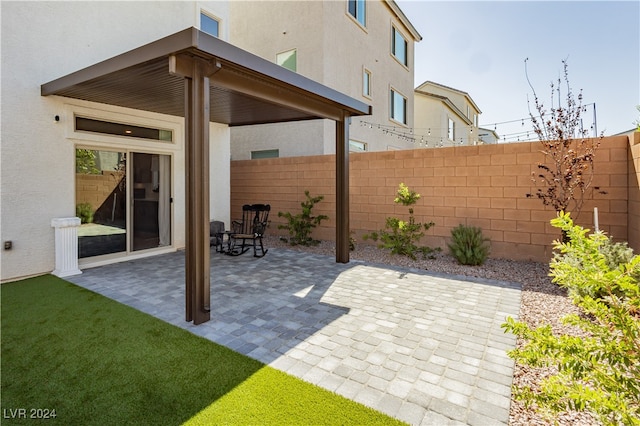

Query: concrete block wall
[
  {"left": 629, "top": 132, "right": 640, "bottom": 251},
  {"left": 75, "top": 171, "right": 124, "bottom": 212},
  {"left": 231, "top": 135, "right": 634, "bottom": 263}
]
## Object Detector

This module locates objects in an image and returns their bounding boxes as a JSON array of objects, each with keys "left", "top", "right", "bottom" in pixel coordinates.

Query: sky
[{"left": 395, "top": 0, "right": 640, "bottom": 142}]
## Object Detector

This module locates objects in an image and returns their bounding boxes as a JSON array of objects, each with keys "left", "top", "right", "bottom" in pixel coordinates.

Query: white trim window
[
  {"left": 348, "top": 0, "right": 366, "bottom": 27},
  {"left": 349, "top": 140, "right": 367, "bottom": 152},
  {"left": 276, "top": 49, "right": 297, "bottom": 72},
  {"left": 200, "top": 11, "right": 220, "bottom": 37},
  {"left": 390, "top": 89, "right": 407, "bottom": 125},
  {"left": 391, "top": 26, "right": 408, "bottom": 67},
  {"left": 448, "top": 118, "right": 455, "bottom": 141},
  {"left": 363, "top": 68, "right": 372, "bottom": 98}
]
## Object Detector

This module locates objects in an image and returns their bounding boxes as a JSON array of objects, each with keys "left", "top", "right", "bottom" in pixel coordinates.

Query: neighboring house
[
  {"left": 478, "top": 127, "right": 501, "bottom": 144},
  {"left": 228, "top": 0, "right": 422, "bottom": 159},
  {"left": 0, "top": 0, "right": 368, "bottom": 297},
  {"left": 414, "top": 81, "right": 482, "bottom": 147}
]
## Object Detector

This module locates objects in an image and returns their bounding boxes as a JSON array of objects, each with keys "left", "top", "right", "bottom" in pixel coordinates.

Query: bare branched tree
[{"left": 525, "top": 59, "right": 604, "bottom": 217}]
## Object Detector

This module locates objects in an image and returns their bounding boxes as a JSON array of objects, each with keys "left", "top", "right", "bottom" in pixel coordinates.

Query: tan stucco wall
[
  {"left": 229, "top": 0, "right": 419, "bottom": 158},
  {"left": 1, "top": 1, "right": 231, "bottom": 282},
  {"left": 414, "top": 83, "right": 481, "bottom": 147},
  {"left": 231, "top": 136, "right": 634, "bottom": 263}
]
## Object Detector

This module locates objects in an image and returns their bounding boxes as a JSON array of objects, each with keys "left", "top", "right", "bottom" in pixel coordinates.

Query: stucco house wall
[
  {"left": 414, "top": 81, "right": 482, "bottom": 147},
  {"left": 1, "top": 1, "right": 231, "bottom": 282},
  {"left": 228, "top": 0, "right": 420, "bottom": 159}
]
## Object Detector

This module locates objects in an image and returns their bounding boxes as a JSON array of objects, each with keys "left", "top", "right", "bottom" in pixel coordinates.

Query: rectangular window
[
  {"left": 448, "top": 118, "right": 455, "bottom": 141},
  {"left": 276, "top": 49, "right": 297, "bottom": 72},
  {"left": 363, "top": 69, "right": 371, "bottom": 97},
  {"left": 251, "top": 149, "right": 279, "bottom": 159},
  {"left": 348, "top": 0, "right": 366, "bottom": 27},
  {"left": 200, "top": 12, "right": 219, "bottom": 37},
  {"left": 392, "top": 26, "right": 408, "bottom": 66},
  {"left": 390, "top": 90, "right": 407, "bottom": 125},
  {"left": 75, "top": 117, "right": 173, "bottom": 142},
  {"left": 349, "top": 140, "right": 367, "bottom": 152}
]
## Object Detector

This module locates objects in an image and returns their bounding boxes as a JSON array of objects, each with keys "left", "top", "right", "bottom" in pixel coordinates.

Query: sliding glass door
[
  {"left": 76, "top": 149, "right": 127, "bottom": 258},
  {"left": 131, "top": 153, "right": 171, "bottom": 251},
  {"left": 76, "top": 149, "right": 171, "bottom": 258}
]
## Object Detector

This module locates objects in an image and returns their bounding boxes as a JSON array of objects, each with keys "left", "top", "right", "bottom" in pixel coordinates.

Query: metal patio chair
[{"left": 228, "top": 204, "right": 270, "bottom": 257}]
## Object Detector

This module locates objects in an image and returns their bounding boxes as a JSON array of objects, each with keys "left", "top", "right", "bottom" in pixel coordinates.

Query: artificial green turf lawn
[{"left": 1, "top": 275, "right": 404, "bottom": 425}]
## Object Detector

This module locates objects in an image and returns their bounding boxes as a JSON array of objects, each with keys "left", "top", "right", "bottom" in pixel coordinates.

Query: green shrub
[
  {"left": 278, "top": 191, "right": 328, "bottom": 246},
  {"left": 554, "top": 232, "right": 638, "bottom": 301},
  {"left": 502, "top": 212, "right": 640, "bottom": 425},
  {"left": 363, "top": 183, "right": 437, "bottom": 260},
  {"left": 76, "top": 203, "right": 94, "bottom": 224},
  {"left": 600, "top": 237, "right": 636, "bottom": 272},
  {"left": 447, "top": 225, "right": 490, "bottom": 266}
]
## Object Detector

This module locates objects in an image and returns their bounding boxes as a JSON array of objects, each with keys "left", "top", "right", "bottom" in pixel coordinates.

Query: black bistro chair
[{"left": 228, "top": 204, "right": 270, "bottom": 257}]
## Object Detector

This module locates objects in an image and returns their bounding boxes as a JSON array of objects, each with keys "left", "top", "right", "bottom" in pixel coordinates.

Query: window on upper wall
[
  {"left": 200, "top": 12, "right": 220, "bottom": 37},
  {"left": 349, "top": 140, "right": 367, "bottom": 152},
  {"left": 251, "top": 149, "right": 279, "bottom": 159},
  {"left": 448, "top": 118, "right": 455, "bottom": 140},
  {"left": 390, "top": 90, "right": 407, "bottom": 125},
  {"left": 348, "top": 0, "right": 366, "bottom": 27},
  {"left": 276, "top": 49, "right": 297, "bottom": 72},
  {"left": 392, "top": 26, "right": 408, "bottom": 66},
  {"left": 363, "top": 69, "right": 371, "bottom": 98}
]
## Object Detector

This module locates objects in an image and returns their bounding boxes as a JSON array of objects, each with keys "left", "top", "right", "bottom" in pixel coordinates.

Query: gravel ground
[{"left": 264, "top": 235, "right": 599, "bottom": 425}]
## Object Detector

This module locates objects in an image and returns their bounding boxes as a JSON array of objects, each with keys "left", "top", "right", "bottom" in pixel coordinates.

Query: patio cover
[{"left": 42, "top": 27, "right": 371, "bottom": 324}]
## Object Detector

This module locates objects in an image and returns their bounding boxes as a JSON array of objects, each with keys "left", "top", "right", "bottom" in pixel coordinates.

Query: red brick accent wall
[{"left": 231, "top": 135, "right": 633, "bottom": 263}]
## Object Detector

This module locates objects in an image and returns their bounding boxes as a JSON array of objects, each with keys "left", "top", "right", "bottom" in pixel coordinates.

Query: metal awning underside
[{"left": 41, "top": 27, "right": 371, "bottom": 126}]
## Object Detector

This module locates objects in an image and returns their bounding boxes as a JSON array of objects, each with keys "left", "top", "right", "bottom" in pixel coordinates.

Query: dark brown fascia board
[
  {"left": 42, "top": 27, "right": 371, "bottom": 119},
  {"left": 41, "top": 29, "right": 195, "bottom": 97}
]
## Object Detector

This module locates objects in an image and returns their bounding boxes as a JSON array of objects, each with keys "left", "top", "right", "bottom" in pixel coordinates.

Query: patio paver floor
[{"left": 68, "top": 247, "right": 521, "bottom": 425}]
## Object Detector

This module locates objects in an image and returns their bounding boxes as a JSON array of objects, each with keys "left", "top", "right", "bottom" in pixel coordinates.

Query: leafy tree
[
  {"left": 76, "top": 149, "right": 100, "bottom": 174},
  {"left": 363, "top": 183, "right": 437, "bottom": 259},
  {"left": 278, "top": 191, "right": 328, "bottom": 246},
  {"left": 525, "top": 59, "right": 604, "bottom": 217},
  {"left": 502, "top": 212, "right": 640, "bottom": 425}
]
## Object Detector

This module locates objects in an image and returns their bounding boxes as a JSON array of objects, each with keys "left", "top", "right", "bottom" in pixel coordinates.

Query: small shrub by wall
[{"left": 231, "top": 135, "right": 633, "bottom": 263}]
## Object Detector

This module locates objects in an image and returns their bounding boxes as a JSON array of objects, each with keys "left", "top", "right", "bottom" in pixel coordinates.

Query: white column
[{"left": 51, "top": 217, "right": 82, "bottom": 277}]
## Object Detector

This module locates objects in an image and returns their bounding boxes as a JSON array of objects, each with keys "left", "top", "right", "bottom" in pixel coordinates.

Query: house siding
[
  {"left": 229, "top": 0, "right": 420, "bottom": 158},
  {"left": 1, "top": 1, "right": 231, "bottom": 282}
]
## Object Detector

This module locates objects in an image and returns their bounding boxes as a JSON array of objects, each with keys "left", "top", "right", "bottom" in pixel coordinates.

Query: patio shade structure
[{"left": 41, "top": 27, "right": 371, "bottom": 325}]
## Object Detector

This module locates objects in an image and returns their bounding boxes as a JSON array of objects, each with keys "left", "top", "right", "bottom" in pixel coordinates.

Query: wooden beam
[
  {"left": 336, "top": 113, "right": 350, "bottom": 263},
  {"left": 184, "top": 57, "right": 211, "bottom": 325}
]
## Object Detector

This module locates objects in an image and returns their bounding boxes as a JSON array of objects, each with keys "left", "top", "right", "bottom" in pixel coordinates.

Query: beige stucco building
[
  {"left": 228, "top": 0, "right": 421, "bottom": 159},
  {"left": 1, "top": 1, "right": 368, "bottom": 289},
  {"left": 414, "top": 81, "right": 483, "bottom": 147}
]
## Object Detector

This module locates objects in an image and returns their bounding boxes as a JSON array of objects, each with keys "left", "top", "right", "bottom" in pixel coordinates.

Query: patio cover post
[
  {"left": 180, "top": 55, "right": 214, "bottom": 325},
  {"left": 336, "top": 113, "right": 350, "bottom": 263}
]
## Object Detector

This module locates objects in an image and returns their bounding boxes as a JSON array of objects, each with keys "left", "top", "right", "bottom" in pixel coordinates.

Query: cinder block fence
[{"left": 231, "top": 134, "right": 640, "bottom": 263}]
